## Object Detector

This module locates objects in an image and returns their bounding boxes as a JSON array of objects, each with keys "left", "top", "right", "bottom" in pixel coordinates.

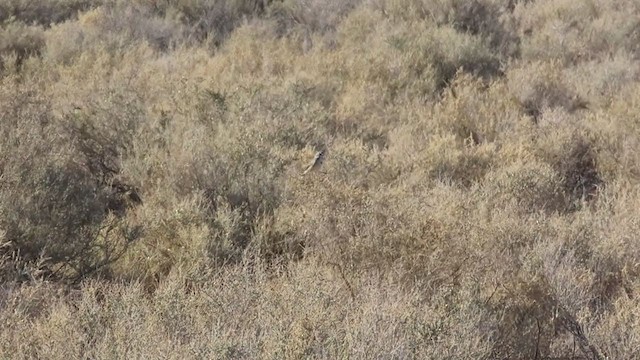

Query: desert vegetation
[{"left": 1, "top": 0, "right": 639, "bottom": 358}]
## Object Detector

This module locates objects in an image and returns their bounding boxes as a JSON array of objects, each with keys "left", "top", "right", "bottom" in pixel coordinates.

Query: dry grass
[{"left": 1, "top": 0, "right": 639, "bottom": 358}]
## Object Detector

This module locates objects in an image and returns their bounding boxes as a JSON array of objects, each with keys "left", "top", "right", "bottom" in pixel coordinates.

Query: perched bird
[
  {"left": 302, "top": 150, "right": 325, "bottom": 175},
  {"left": 105, "top": 182, "right": 143, "bottom": 216}
]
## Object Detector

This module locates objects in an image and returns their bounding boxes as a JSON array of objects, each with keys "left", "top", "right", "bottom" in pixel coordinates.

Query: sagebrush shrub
[
  {"left": 0, "top": 20, "right": 45, "bottom": 71},
  {"left": 0, "top": 0, "right": 639, "bottom": 358},
  {"left": 0, "top": 0, "right": 98, "bottom": 26}
]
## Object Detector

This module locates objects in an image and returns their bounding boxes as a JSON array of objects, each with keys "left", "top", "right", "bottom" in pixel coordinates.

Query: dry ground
[{"left": 1, "top": 0, "right": 640, "bottom": 358}]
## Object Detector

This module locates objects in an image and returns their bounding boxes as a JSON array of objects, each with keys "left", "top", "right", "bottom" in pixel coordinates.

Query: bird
[{"left": 302, "top": 150, "right": 325, "bottom": 175}]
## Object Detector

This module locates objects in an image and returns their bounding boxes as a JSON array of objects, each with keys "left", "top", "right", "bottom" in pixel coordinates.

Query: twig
[
  {"left": 534, "top": 317, "right": 541, "bottom": 360},
  {"left": 328, "top": 261, "right": 355, "bottom": 301}
]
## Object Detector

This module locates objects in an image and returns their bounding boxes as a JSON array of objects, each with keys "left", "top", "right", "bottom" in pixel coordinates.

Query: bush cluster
[{"left": 1, "top": 0, "right": 640, "bottom": 358}]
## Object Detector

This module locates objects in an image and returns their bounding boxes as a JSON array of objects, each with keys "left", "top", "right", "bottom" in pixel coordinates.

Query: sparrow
[{"left": 302, "top": 150, "right": 325, "bottom": 175}]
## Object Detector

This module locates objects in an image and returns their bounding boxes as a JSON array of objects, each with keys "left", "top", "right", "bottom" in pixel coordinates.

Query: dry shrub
[
  {"left": 111, "top": 193, "right": 210, "bottom": 287},
  {"left": 532, "top": 123, "right": 603, "bottom": 211},
  {"left": 44, "top": 5, "right": 186, "bottom": 65},
  {"left": 413, "top": 133, "right": 495, "bottom": 187},
  {"left": 507, "top": 60, "right": 589, "bottom": 122},
  {"left": 556, "top": 137, "right": 601, "bottom": 206},
  {"left": 587, "top": 182, "right": 640, "bottom": 298},
  {"left": 165, "top": 0, "right": 270, "bottom": 46},
  {"left": 267, "top": 0, "right": 362, "bottom": 35},
  {"left": 590, "top": 296, "right": 640, "bottom": 359},
  {"left": 483, "top": 159, "right": 566, "bottom": 215},
  {"left": 515, "top": 0, "right": 640, "bottom": 63},
  {"left": 537, "top": 203, "right": 640, "bottom": 359},
  {"left": 586, "top": 83, "right": 640, "bottom": 184},
  {"left": 0, "top": 20, "right": 45, "bottom": 71},
  {"left": 336, "top": 10, "right": 501, "bottom": 96},
  {"left": 427, "top": 72, "right": 524, "bottom": 144},
  {"left": 0, "top": 0, "right": 98, "bottom": 26},
  {"left": 0, "top": 79, "right": 141, "bottom": 283},
  {"left": 1, "top": 0, "right": 640, "bottom": 358},
  {"left": 386, "top": 73, "right": 529, "bottom": 188},
  {"left": 282, "top": 161, "right": 477, "bottom": 294},
  {"left": 0, "top": 262, "right": 499, "bottom": 359},
  {"left": 376, "top": 0, "right": 520, "bottom": 58},
  {"left": 534, "top": 239, "right": 602, "bottom": 357},
  {"left": 96, "top": 2, "right": 187, "bottom": 50},
  {"left": 562, "top": 51, "right": 640, "bottom": 108}
]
